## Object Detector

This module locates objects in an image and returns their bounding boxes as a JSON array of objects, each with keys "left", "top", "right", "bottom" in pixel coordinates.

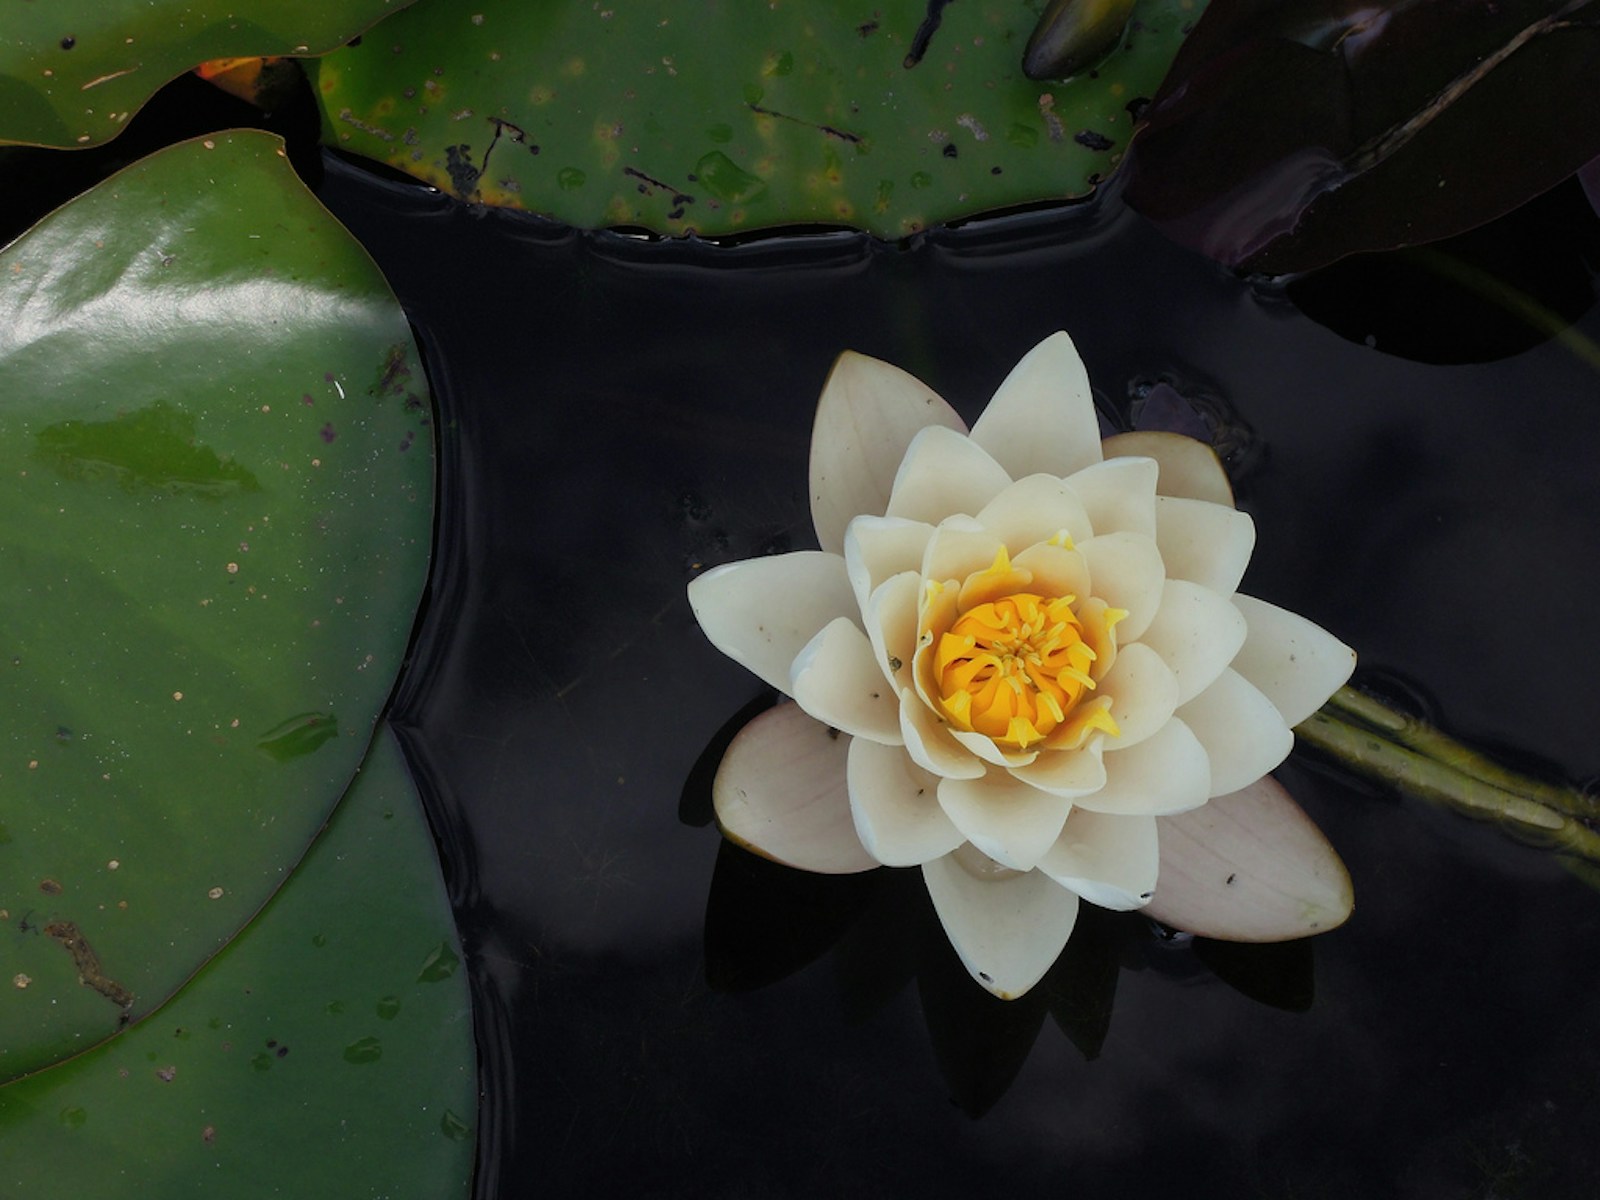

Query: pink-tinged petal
[
  {"left": 947, "top": 727, "right": 1041, "bottom": 769},
  {"left": 1096, "top": 642, "right": 1180, "bottom": 747},
  {"left": 1079, "top": 531, "right": 1165, "bottom": 640},
  {"left": 974, "top": 473, "right": 1095, "bottom": 551},
  {"left": 714, "top": 702, "right": 879, "bottom": 873},
  {"left": 810, "top": 350, "right": 966, "bottom": 553},
  {"left": 1011, "top": 741, "right": 1107, "bottom": 797},
  {"left": 1231, "top": 594, "right": 1357, "bottom": 727},
  {"left": 1038, "top": 811, "right": 1159, "bottom": 910},
  {"left": 1066, "top": 457, "right": 1159, "bottom": 538},
  {"left": 936, "top": 770, "right": 1073, "bottom": 871},
  {"left": 1102, "top": 431, "right": 1235, "bottom": 507},
  {"left": 1079, "top": 717, "right": 1210, "bottom": 815},
  {"left": 1144, "top": 776, "right": 1354, "bottom": 940},
  {"left": 1154, "top": 497, "right": 1256, "bottom": 596},
  {"left": 1137, "top": 579, "right": 1249, "bottom": 705},
  {"left": 923, "top": 851, "right": 1080, "bottom": 999},
  {"left": 863, "top": 571, "right": 920, "bottom": 691},
  {"left": 847, "top": 738, "right": 966, "bottom": 866},
  {"left": 689, "top": 551, "right": 855, "bottom": 695},
  {"left": 1178, "top": 669, "right": 1294, "bottom": 797},
  {"left": 969, "top": 331, "right": 1103, "bottom": 481},
  {"left": 921, "top": 517, "right": 1005, "bottom": 587},
  {"left": 886, "top": 426, "right": 1014, "bottom": 525},
  {"left": 899, "top": 689, "right": 985, "bottom": 780},
  {"left": 844, "top": 515, "right": 936, "bottom": 614},
  {"left": 790, "top": 617, "right": 904, "bottom": 746}
]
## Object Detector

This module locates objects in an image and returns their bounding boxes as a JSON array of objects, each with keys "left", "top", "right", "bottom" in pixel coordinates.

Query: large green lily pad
[
  {"left": 311, "top": 0, "right": 1204, "bottom": 237},
  {"left": 0, "top": 724, "right": 477, "bottom": 1199},
  {"left": 0, "top": 129, "right": 433, "bottom": 1082}
]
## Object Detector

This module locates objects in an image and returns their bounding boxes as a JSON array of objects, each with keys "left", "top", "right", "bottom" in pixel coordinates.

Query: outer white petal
[
  {"left": 863, "top": 571, "right": 920, "bottom": 692},
  {"left": 688, "top": 551, "right": 855, "bottom": 695},
  {"left": 886, "top": 426, "right": 1014, "bottom": 525},
  {"left": 1096, "top": 641, "right": 1180, "bottom": 747},
  {"left": 1154, "top": 496, "right": 1256, "bottom": 596},
  {"left": 974, "top": 473, "right": 1095, "bottom": 551},
  {"left": 968, "top": 331, "right": 1103, "bottom": 481},
  {"left": 1079, "top": 717, "right": 1210, "bottom": 815},
  {"left": 923, "top": 853, "right": 1080, "bottom": 999},
  {"left": 1037, "top": 810, "right": 1160, "bottom": 910},
  {"left": 1010, "top": 741, "right": 1107, "bottom": 797},
  {"left": 810, "top": 350, "right": 966, "bottom": 553},
  {"left": 1137, "top": 579, "right": 1249, "bottom": 705},
  {"left": 713, "top": 702, "right": 879, "bottom": 873},
  {"left": 790, "top": 617, "right": 904, "bottom": 746},
  {"left": 1078, "top": 531, "right": 1165, "bottom": 641},
  {"left": 899, "top": 689, "right": 985, "bottom": 780},
  {"left": 1102, "top": 430, "right": 1235, "bottom": 507},
  {"left": 1066, "top": 457, "right": 1158, "bottom": 539},
  {"left": 1230, "top": 594, "right": 1357, "bottom": 727},
  {"left": 936, "top": 771, "right": 1072, "bottom": 872},
  {"left": 1144, "top": 775, "right": 1354, "bottom": 940},
  {"left": 843, "top": 515, "right": 936, "bottom": 615},
  {"left": 846, "top": 738, "right": 966, "bottom": 867},
  {"left": 1178, "top": 668, "right": 1294, "bottom": 797}
]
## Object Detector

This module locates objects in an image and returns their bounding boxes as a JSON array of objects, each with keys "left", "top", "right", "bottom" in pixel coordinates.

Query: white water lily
[{"left": 690, "top": 332, "right": 1355, "bottom": 999}]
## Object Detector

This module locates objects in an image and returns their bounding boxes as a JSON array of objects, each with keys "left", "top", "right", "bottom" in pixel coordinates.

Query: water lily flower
[{"left": 690, "top": 332, "right": 1356, "bottom": 999}]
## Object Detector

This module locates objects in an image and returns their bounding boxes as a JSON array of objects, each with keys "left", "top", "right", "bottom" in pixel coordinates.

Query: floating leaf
[
  {"left": 0, "top": 130, "right": 433, "bottom": 1081},
  {"left": 310, "top": 0, "right": 1204, "bottom": 237}
]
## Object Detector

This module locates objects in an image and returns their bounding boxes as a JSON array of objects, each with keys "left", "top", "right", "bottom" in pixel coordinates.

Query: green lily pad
[
  {"left": 0, "top": 724, "right": 477, "bottom": 1199},
  {"left": 0, "top": 129, "right": 433, "bottom": 1082},
  {"left": 310, "top": 0, "right": 1203, "bottom": 237},
  {"left": 0, "top": 0, "right": 420, "bottom": 148}
]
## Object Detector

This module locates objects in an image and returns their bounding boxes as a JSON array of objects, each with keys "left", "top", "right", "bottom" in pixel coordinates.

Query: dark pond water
[{"left": 316, "top": 151, "right": 1600, "bottom": 1199}]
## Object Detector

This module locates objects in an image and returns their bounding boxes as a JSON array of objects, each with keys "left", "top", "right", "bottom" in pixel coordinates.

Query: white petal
[
  {"left": 1230, "top": 594, "right": 1357, "bottom": 727},
  {"left": 1102, "top": 430, "right": 1235, "bottom": 507},
  {"left": 810, "top": 350, "right": 966, "bottom": 553},
  {"left": 936, "top": 770, "right": 1072, "bottom": 872},
  {"left": 974, "top": 473, "right": 1095, "bottom": 551},
  {"left": 969, "top": 331, "right": 1103, "bottom": 481},
  {"left": 922, "top": 852, "right": 1080, "bottom": 999},
  {"left": 846, "top": 738, "right": 966, "bottom": 866},
  {"left": 1079, "top": 717, "right": 1210, "bottom": 815},
  {"left": 1144, "top": 776, "right": 1354, "bottom": 940},
  {"left": 1178, "top": 668, "right": 1294, "bottom": 797},
  {"left": 688, "top": 552, "right": 855, "bottom": 695},
  {"left": 791, "top": 617, "right": 904, "bottom": 746},
  {"left": 1010, "top": 542, "right": 1092, "bottom": 604},
  {"left": 947, "top": 728, "right": 1040, "bottom": 769},
  {"left": 843, "top": 515, "right": 936, "bottom": 614},
  {"left": 1137, "top": 579, "right": 1249, "bottom": 705},
  {"left": 886, "top": 426, "right": 1014, "bottom": 525},
  {"left": 1038, "top": 810, "right": 1159, "bottom": 910},
  {"left": 1154, "top": 496, "right": 1256, "bottom": 596},
  {"left": 1096, "top": 641, "right": 1180, "bottom": 748},
  {"left": 713, "top": 703, "right": 879, "bottom": 873},
  {"left": 921, "top": 518, "right": 1004, "bottom": 586},
  {"left": 863, "top": 571, "right": 919, "bottom": 692},
  {"left": 1079, "top": 531, "right": 1165, "bottom": 641},
  {"left": 1067, "top": 457, "right": 1158, "bottom": 538},
  {"left": 899, "top": 689, "right": 985, "bottom": 780},
  {"left": 1010, "top": 742, "right": 1107, "bottom": 797}
]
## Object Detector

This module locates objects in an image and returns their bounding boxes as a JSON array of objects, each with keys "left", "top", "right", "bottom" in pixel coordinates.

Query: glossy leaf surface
[
  {"left": 311, "top": 0, "right": 1203, "bottom": 237},
  {"left": 0, "top": 725, "right": 477, "bottom": 1199},
  {"left": 0, "top": 130, "right": 433, "bottom": 1081}
]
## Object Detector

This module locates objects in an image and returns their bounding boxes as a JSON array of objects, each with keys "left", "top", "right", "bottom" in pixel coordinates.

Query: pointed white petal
[
  {"left": 1154, "top": 496, "right": 1256, "bottom": 596},
  {"left": 969, "top": 331, "right": 1103, "bottom": 481},
  {"left": 1067, "top": 457, "right": 1159, "bottom": 539},
  {"left": 863, "top": 571, "right": 920, "bottom": 692},
  {"left": 947, "top": 727, "right": 1040, "bottom": 769},
  {"left": 886, "top": 426, "right": 1014, "bottom": 525},
  {"left": 790, "top": 617, "right": 904, "bottom": 745},
  {"left": 923, "top": 853, "right": 1080, "bottom": 999},
  {"left": 688, "top": 552, "right": 855, "bottom": 695},
  {"left": 921, "top": 518, "right": 1004, "bottom": 587},
  {"left": 899, "top": 689, "right": 986, "bottom": 780},
  {"left": 810, "top": 350, "right": 966, "bottom": 553},
  {"left": 1079, "top": 531, "right": 1165, "bottom": 641},
  {"left": 843, "top": 515, "right": 936, "bottom": 614},
  {"left": 846, "top": 738, "right": 966, "bottom": 866},
  {"left": 1011, "top": 742, "right": 1108, "bottom": 797},
  {"left": 1038, "top": 810, "right": 1159, "bottom": 911},
  {"left": 974, "top": 473, "right": 1095, "bottom": 552},
  {"left": 1138, "top": 579, "right": 1249, "bottom": 705},
  {"left": 1010, "top": 542, "right": 1092, "bottom": 604},
  {"left": 1231, "top": 594, "right": 1357, "bottom": 727},
  {"left": 1144, "top": 776, "right": 1354, "bottom": 940},
  {"left": 1079, "top": 717, "right": 1210, "bottom": 815},
  {"left": 713, "top": 703, "right": 879, "bottom": 873},
  {"left": 1178, "top": 669, "right": 1294, "bottom": 797},
  {"left": 936, "top": 771, "right": 1072, "bottom": 872},
  {"left": 1102, "top": 431, "right": 1235, "bottom": 507},
  {"left": 1096, "top": 641, "right": 1180, "bottom": 748}
]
